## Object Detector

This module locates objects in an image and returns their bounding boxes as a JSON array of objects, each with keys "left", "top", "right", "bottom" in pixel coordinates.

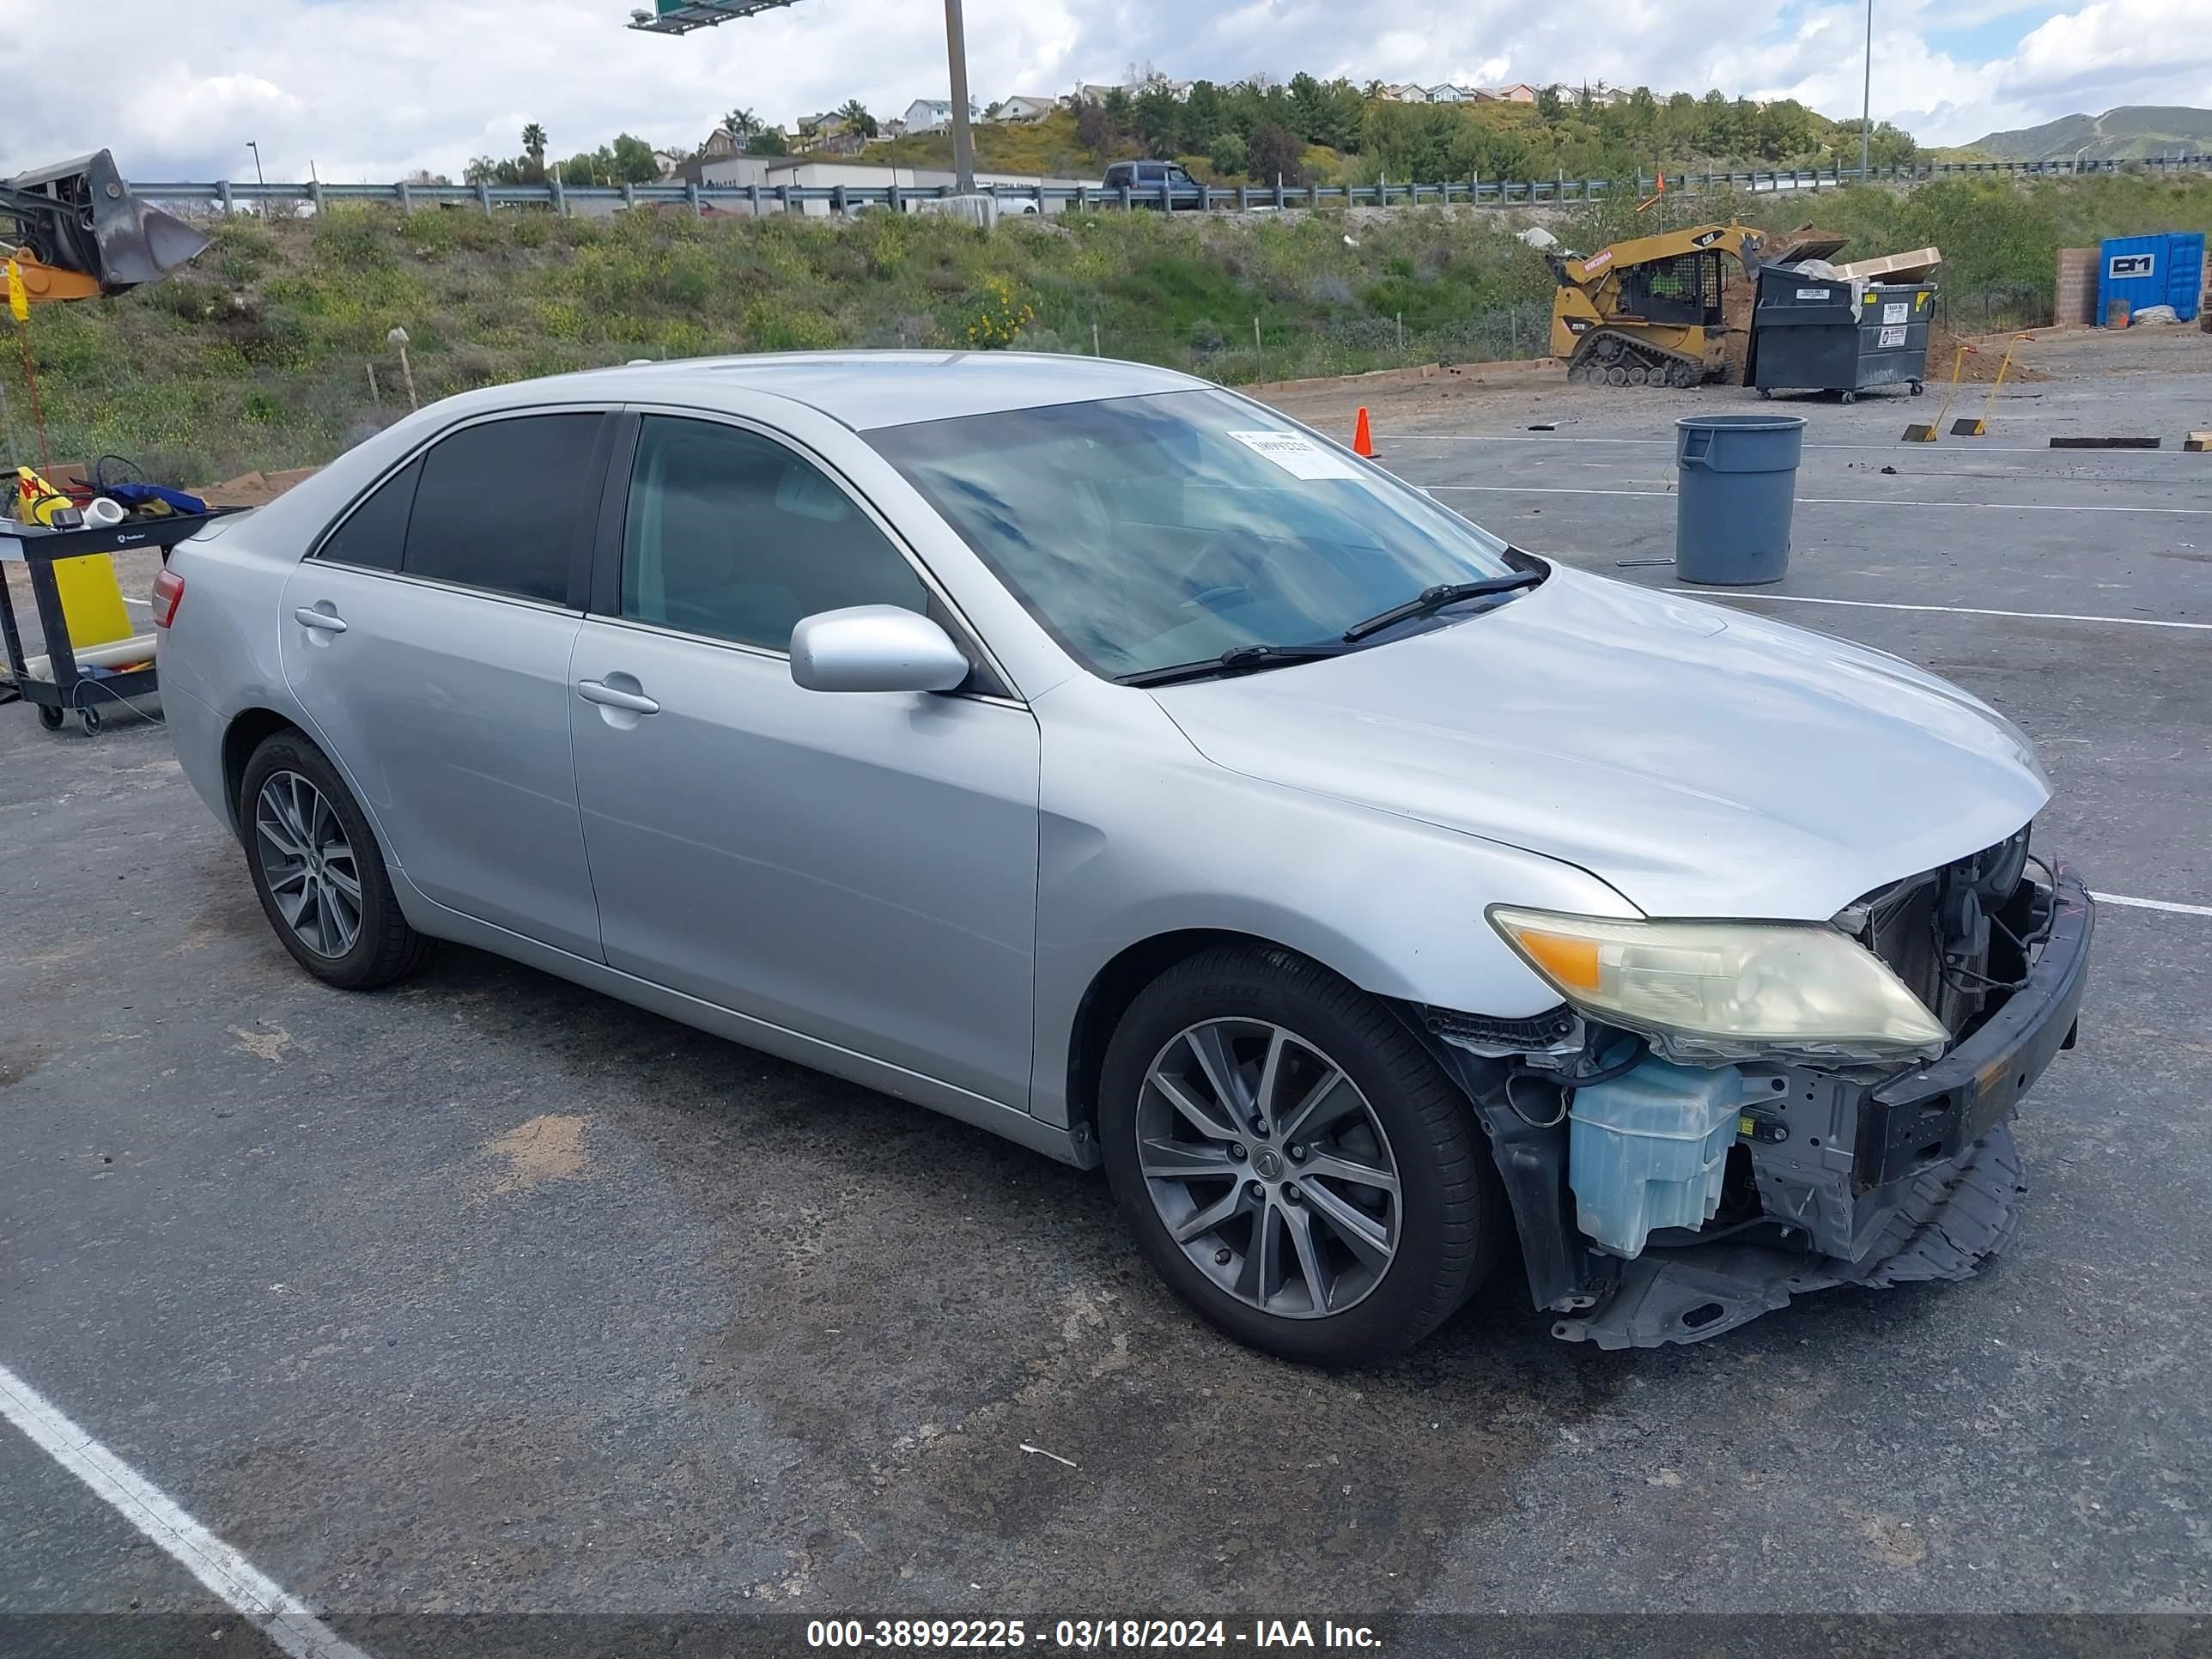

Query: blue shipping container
[{"left": 2098, "top": 232, "right": 2205, "bottom": 323}]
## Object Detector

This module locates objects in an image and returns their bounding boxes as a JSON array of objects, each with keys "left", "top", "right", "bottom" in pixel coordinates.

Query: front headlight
[{"left": 1487, "top": 906, "right": 1949, "bottom": 1064}]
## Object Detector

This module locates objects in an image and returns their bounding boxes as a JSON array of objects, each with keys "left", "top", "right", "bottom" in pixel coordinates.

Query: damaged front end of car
[{"left": 1419, "top": 827, "right": 2094, "bottom": 1348}]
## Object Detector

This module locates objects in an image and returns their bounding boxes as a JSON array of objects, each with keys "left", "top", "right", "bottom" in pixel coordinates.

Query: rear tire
[
  {"left": 1099, "top": 945, "right": 1504, "bottom": 1364},
  {"left": 239, "top": 730, "right": 433, "bottom": 990}
]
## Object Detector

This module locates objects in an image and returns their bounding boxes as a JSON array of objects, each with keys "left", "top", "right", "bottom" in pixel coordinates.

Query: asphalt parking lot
[{"left": 3, "top": 326, "right": 2209, "bottom": 1653}]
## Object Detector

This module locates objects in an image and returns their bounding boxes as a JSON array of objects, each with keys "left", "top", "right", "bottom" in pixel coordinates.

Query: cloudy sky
[{"left": 2, "top": 0, "right": 2206, "bottom": 181}]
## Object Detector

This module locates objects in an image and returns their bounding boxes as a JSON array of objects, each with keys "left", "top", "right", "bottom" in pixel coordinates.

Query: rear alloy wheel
[
  {"left": 240, "top": 731, "right": 433, "bottom": 990},
  {"left": 253, "top": 770, "right": 363, "bottom": 960},
  {"left": 1100, "top": 946, "right": 1503, "bottom": 1364}
]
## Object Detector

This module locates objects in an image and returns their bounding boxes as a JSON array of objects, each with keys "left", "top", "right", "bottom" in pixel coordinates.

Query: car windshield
[{"left": 866, "top": 388, "right": 1518, "bottom": 680}]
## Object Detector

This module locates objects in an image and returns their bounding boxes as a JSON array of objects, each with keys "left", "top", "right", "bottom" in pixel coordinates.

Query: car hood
[{"left": 1148, "top": 565, "right": 2050, "bottom": 920}]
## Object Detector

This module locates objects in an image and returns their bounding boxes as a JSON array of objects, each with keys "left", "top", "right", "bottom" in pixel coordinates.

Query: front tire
[
  {"left": 1099, "top": 946, "right": 1504, "bottom": 1364},
  {"left": 239, "top": 730, "right": 432, "bottom": 990}
]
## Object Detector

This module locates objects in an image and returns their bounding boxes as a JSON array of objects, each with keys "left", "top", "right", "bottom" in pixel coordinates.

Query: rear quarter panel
[{"left": 160, "top": 519, "right": 301, "bottom": 832}]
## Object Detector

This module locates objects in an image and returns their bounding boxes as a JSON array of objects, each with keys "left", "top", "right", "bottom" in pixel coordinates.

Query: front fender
[{"left": 1028, "top": 676, "right": 1637, "bottom": 1131}]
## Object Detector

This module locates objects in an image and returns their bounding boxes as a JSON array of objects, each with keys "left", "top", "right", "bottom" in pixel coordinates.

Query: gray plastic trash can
[{"left": 1674, "top": 413, "right": 1806, "bottom": 585}]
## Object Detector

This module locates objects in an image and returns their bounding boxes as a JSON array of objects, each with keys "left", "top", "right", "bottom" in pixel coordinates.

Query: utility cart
[
  {"left": 0, "top": 509, "right": 233, "bottom": 735},
  {"left": 1747, "top": 268, "right": 1937, "bottom": 402}
]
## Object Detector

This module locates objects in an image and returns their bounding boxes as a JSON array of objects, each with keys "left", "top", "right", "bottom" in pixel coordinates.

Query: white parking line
[
  {"left": 2093, "top": 892, "right": 2212, "bottom": 918},
  {"left": 1424, "top": 483, "right": 2212, "bottom": 515},
  {"left": 1399, "top": 434, "right": 2209, "bottom": 459},
  {"left": 1700, "top": 592, "right": 2212, "bottom": 632},
  {"left": 0, "top": 1362, "right": 371, "bottom": 1659}
]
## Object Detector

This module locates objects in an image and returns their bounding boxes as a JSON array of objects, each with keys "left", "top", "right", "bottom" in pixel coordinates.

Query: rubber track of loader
[{"left": 1566, "top": 329, "right": 1702, "bottom": 388}]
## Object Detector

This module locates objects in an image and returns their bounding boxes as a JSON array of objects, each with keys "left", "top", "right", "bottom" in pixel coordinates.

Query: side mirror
[{"left": 789, "top": 605, "right": 970, "bottom": 694}]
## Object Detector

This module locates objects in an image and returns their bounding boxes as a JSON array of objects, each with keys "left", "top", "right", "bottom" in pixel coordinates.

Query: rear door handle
[
  {"left": 577, "top": 678, "right": 660, "bottom": 715},
  {"left": 294, "top": 606, "right": 348, "bottom": 633}
]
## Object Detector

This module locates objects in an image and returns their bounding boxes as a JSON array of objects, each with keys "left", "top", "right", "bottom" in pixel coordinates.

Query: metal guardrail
[{"left": 137, "top": 154, "right": 2212, "bottom": 218}]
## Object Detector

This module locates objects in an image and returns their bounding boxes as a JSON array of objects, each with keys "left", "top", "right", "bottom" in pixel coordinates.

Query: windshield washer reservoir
[{"left": 1570, "top": 1056, "right": 1745, "bottom": 1257}]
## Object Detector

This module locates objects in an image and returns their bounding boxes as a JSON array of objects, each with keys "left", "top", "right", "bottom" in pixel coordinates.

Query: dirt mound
[{"left": 1924, "top": 326, "right": 2049, "bottom": 384}]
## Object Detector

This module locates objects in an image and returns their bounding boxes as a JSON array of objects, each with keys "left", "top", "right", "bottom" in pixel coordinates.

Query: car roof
[{"left": 476, "top": 351, "right": 1209, "bottom": 433}]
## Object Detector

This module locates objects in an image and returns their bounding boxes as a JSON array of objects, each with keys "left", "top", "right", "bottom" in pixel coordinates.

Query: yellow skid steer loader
[{"left": 1546, "top": 222, "right": 1851, "bottom": 391}]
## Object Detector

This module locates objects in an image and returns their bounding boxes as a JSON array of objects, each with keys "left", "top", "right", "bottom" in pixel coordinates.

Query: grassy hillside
[
  {"left": 1969, "top": 106, "right": 2212, "bottom": 162},
  {"left": 17, "top": 204, "right": 1553, "bottom": 483},
  {"left": 15, "top": 171, "right": 2210, "bottom": 486},
  {"left": 860, "top": 110, "right": 1115, "bottom": 178}
]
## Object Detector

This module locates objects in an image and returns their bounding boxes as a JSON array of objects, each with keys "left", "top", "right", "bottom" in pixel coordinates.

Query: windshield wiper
[
  {"left": 1115, "top": 642, "right": 1347, "bottom": 688},
  {"left": 1340, "top": 572, "right": 1545, "bottom": 643}
]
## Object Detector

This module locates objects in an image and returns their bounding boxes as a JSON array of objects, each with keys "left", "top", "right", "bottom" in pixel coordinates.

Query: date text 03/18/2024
[{"left": 805, "top": 1618, "right": 1383, "bottom": 1649}]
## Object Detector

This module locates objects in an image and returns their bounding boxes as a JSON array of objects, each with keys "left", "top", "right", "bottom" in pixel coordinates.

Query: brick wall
[{"left": 2054, "top": 246, "right": 2099, "bottom": 325}]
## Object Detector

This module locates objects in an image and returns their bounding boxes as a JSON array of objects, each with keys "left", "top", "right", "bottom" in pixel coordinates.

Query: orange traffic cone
[{"left": 1352, "top": 407, "right": 1375, "bottom": 457}]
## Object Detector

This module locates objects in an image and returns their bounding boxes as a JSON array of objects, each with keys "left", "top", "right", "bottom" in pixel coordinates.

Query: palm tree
[
  {"left": 520, "top": 123, "right": 548, "bottom": 182},
  {"left": 836, "top": 98, "right": 878, "bottom": 139},
  {"left": 724, "top": 106, "right": 760, "bottom": 141}
]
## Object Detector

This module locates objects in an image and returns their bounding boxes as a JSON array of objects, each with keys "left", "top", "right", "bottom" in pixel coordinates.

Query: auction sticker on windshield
[{"left": 1229, "top": 430, "right": 1365, "bottom": 480}]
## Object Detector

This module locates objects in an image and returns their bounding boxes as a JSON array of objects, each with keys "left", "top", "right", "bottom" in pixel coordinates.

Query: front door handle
[
  {"left": 577, "top": 678, "right": 660, "bottom": 715},
  {"left": 294, "top": 606, "right": 348, "bottom": 633}
]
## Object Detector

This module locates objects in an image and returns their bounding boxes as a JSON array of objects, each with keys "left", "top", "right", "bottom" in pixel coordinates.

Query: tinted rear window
[
  {"left": 319, "top": 458, "right": 421, "bottom": 573},
  {"left": 403, "top": 414, "right": 602, "bottom": 605}
]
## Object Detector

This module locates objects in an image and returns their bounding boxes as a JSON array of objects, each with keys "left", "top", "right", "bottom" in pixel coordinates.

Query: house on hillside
[
  {"left": 1382, "top": 82, "right": 1426, "bottom": 102},
  {"left": 1425, "top": 84, "right": 1471, "bottom": 103},
  {"left": 881, "top": 118, "right": 908, "bottom": 140},
  {"left": 700, "top": 127, "right": 741, "bottom": 160},
  {"left": 991, "top": 94, "right": 1055, "bottom": 124},
  {"left": 1490, "top": 83, "right": 1540, "bottom": 104},
  {"left": 902, "top": 96, "right": 981, "bottom": 134},
  {"left": 1072, "top": 83, "right": 1121, "bottom": 106}
]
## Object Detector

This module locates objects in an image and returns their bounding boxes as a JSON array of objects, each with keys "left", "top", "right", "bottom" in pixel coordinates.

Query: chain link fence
[
  {"left": 1020, "top": 301, "right": 1558, "bottom": 385},
  {"left": 1933, "top": 282, "right": 2054, "bottom": 336}
]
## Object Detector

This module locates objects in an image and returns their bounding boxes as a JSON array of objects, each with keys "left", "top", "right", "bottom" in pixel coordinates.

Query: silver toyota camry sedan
[{"left": 157, "top": 353, "right": 2092, "bottom": 1361}]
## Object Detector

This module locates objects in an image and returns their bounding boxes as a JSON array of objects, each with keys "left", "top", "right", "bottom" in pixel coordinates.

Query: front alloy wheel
[
  {"left": 1138, "top": 1019, "right": 1401, "bottom": 1319},
  {"left": 1100, "top": 946, "right": 1504, "bottom": 1364}
]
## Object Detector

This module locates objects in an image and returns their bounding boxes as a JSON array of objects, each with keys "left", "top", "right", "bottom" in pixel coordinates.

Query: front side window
[
  {"left": 404, "top": 413, "right": 603, "bottom": 605},
  {"left": 619, "top": 416, "right": 926, "bottom": 652},
  {"left": 867, "top": 389, "right": 1517, "bottom": 680}
]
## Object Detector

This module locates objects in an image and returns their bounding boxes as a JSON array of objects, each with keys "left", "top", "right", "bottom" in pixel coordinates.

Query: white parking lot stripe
[
  {"left": 1701, "top": 592, "right": 2212, "bottom": 632},
  {"left": 0, "top": 1362, "right": 371, "bottom": 1659},
  {"left": 1423, "top": 483, "right": 2212, "bottom": 516},
  {"left": 2092, "top": 892, "right": 2212, "bottom": 918},
  {"left": 1400, "top": 434, "right": 2211, "bottom": 459}
]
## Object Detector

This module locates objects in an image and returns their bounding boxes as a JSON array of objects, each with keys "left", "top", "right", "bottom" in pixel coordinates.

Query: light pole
[
  {"left": 246, "top": 140, "right": 264, "bottom": 185},
  {"left": 1860, "top": 0, "right": 1874, "bottom": 179},
  {"left": 944, "top": 0, "right": 975, "bottom": 194}
]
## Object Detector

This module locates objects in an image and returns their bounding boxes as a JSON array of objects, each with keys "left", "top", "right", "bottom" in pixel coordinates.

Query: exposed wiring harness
[
  {"left": 1503, "top": 1032, "right": 1649, "bottom": 1129},
  {"left": 1934, "top": 854, "right": 2056, "bottom": 998}
]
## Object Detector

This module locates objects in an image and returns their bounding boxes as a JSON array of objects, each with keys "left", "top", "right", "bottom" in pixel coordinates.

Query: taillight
[{"left": 150, "top": 568, "right": 185, "bottom": 629}]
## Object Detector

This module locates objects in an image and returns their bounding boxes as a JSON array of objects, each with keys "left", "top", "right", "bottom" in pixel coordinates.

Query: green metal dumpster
[{"left": 1747, "top": 267, "right": 1936, "bottom": 402}]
